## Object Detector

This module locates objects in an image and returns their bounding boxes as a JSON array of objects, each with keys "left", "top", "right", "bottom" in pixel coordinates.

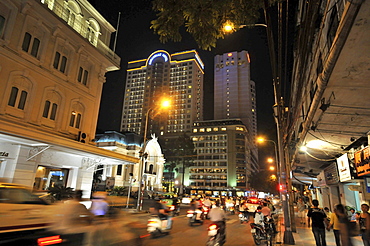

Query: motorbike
[
  {"left": 225, "top": 201, "right": 235, "bottom": 215},
  {"left": 238, "top": 211, "right": 249, "bottom": 224},
  {"left": 147, "top": 215, "right": 171, "bottom": 238},
  {"left": 201, "top": 206, "right": 210, "bottom": 220},
  {"left": 250, "top": 216, "right": 274, "bottom": 246},
  {"left": 168, "top": 204, "right": 180, "bottom": 216},
  {"left": 187, "top": 209, "right": 203, "bottom": 226},
  {"left": 206, "top": 223, "right": 225, "bottom": 246}
]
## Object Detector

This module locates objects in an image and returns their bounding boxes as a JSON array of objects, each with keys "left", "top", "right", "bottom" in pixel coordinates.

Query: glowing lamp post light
[{"left": 136, "top": 98, "right": 171, "bottom": 211}]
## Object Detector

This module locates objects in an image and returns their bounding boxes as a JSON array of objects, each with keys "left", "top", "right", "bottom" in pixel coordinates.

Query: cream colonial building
[
  {"left": 95, "top": 131, "right": 165, "bottom": 192},
  {"left": 0, "top": 0, "right": 138, "bottom": 197}
]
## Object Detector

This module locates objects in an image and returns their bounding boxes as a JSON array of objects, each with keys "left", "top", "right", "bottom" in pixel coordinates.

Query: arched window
[
  {"left": 69, "top": 102, "right": 84, "bottom": 129},
  {"left": 87, "top": 19, "right": 100, "bottom": 46},
  {"left": 8, "top": 86, "right": 28, "bottom": 110},
  {"left": 149, "top": 164, "right": 154, "bottom": 174},
  {"left": 22, "top": 32, "right": 40, "bottom": 58}
]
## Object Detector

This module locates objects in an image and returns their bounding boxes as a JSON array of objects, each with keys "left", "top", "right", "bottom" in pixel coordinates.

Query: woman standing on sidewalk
[{"left": 359, "top": 204, "right": 370, "bottom": 246}]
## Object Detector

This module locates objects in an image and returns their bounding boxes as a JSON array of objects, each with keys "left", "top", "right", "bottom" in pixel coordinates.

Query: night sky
[{"left": 90, "top": 0, "right": 277, "bottom": 165}]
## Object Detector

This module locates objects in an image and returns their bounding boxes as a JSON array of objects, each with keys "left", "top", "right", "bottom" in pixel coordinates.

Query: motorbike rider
[
  {"left": 208, "top": 200, "right": 227, "bottom": 243},
  {"left": 260, "top": 203, "right": 277, "bottom": 233},
  {"left": 149, "top": 197, "right": 172, "bottom": 230},
  {"left": 254, "top": 205, "right": 265, "bottom": 227},
  {"left": 239, "top": 201, "right": 249, "bottom": 220}
]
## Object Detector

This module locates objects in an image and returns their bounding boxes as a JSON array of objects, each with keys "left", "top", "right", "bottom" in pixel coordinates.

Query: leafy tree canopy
[{"left": 151, "top": 0, "right": 268, "bottom": 50}]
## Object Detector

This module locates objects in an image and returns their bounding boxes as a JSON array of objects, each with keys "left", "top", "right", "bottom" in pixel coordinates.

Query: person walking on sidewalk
[
  {"left": 307, "top": 199, "right": 329, "bottom": 246},
  {"left": 297, "top": 197, "right": 307, "bottom": 225},
  {"left": 327, "top": 205, "right": 341, "bottom": 246},
  {"left": 333, "top": 204, "right": 353, "bottom": 246},
  {"left": 359, "top": 204, "right": 370, "bottom": 246}
]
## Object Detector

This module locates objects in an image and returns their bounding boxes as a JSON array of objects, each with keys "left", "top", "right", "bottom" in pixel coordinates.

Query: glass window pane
[
  {"left": 53, "top": 52, "right": 60, "bottom": 69},
  {"left": 69, "top": 113, "right": 75, "bottom": 127},
  {"left": 22, "top": 32, "right": 31, "bottom": 52},
  {"left": 42, "top": 100, "right": 50, "bottom": 118},
  {"left": 75, "top": 113, "right": 81, "bottom": 129},
  {"left": 60, "top": 56, "right": 67, "bottom": 73},
  {"left": 77, "top": 67, "right": 83, "bottom": 82},
  {"left": 82, "top": 70, "right": 88, "bottom": 85},
  {"left": 31, "top": 38, "right": 40, "bottom": 57},
  {"left": 50, "top": 103, "right": 58, "bottom": 120},
  {"left": 8, "top": 87, "right": 18, "bottom": 107},
  {"left": 0, "top": 15, "right": 5, "bottom": 37},
  {"left": 18, "top": 91, "right": 27, "bottom": 110}
]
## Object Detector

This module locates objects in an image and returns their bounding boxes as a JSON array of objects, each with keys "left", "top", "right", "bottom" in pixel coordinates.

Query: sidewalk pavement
[{"left": 276, "top": 213, "right": 364, "bottom": 245}]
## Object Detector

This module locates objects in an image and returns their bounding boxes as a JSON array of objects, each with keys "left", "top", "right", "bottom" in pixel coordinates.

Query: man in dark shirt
[{"left": 307, "top": 199, "right": 328, "bottom": 246}]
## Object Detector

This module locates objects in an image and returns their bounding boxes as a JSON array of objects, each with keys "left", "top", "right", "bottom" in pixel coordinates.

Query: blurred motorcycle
[{"left": 147, "top": 215, "right": 171, "bottom": 238}]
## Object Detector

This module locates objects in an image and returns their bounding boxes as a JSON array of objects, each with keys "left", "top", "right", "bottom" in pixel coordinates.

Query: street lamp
[
  {"left": 257, "top": 138, "right": 279, "bottom": 177},
  {"left": 257, "top": 137, "right": 294, "bottom": 243},
  {"left": 136, "top": 98, "right": 171, "bottom": 211},
  {"left": 223, "top": 21, "right": 267, "bottom": 33}
]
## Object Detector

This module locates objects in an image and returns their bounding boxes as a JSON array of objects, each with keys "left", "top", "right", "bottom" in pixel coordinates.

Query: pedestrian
[
  {"left": 297, "top": 197, "right": 307, "bottom": 225},
  {"left": 349, "top": 208, "right": 357, "bottom": 222},
  {"left": 324, "top": 207, "right": 332, "bottom": 222},
  {"left": 327, "top": 205, "right": 342, "bottom": 246},
  {"left": 90, "top": 192, "right": 109, "bottom": 217},
  {"left": 307, "top": 199, "right": 328, "bottom": 246},
  {"left": 359, "top": 204, "right": 370, "bottom": 246},
  {"left": 333, "top": 204, "right": 353, "bottom": 246}
]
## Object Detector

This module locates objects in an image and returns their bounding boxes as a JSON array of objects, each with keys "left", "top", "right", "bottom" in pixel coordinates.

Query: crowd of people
[{"left": 297, "top": 198, "right": 370, "bottom": 246}]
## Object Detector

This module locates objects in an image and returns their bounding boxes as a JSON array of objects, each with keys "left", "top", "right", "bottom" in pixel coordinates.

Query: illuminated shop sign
[
  {"left": 354, "top": 146, "right": 370, "bottom": 176},
  {"left": 148, "top": 52, "right": 169, "bottom": 65}
]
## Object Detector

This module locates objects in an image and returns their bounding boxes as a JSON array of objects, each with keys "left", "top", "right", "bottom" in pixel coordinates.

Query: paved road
[{"left": 131, "top": 204, "right": 263, "bottom": 246}]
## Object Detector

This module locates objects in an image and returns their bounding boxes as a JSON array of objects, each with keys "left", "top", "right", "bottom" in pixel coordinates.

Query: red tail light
[
  {"left": 208, "top": 224, "right": 218, "bottom": 230},
  {"left": 37, "top": 235, "right": 62, "bottom": 246}
]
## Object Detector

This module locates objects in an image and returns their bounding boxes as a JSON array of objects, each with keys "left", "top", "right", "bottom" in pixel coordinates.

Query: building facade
[
  {"left": 214, "top": 51, "right": 257, "bottom": 140},
  {"left": 283, "top": 0, "right": 370, "bottom": 211},
  {"left": 121, "top": 50, "right": 204, "bottom": 137},
  {"left": 0, "top": 0, "right": 137, "bottom": 198},
  {"left": 95, "top": 131, "right": 165, "bottom": 193},
  {"left": 187, "top": 119, "right": 257, "bottom": 196}
]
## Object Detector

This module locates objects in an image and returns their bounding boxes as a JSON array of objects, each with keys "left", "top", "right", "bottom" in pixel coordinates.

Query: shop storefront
[{"left": 0, "top": 133, "right": 138, "bottom": 198}]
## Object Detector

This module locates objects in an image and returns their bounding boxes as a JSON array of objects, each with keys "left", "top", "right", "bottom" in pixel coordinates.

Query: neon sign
[
  {"left": 195, "top": 53, "right": 204, "bottom": 69},
  {"left": 148, "top": 52, "right": 169, "bottom": 65}
]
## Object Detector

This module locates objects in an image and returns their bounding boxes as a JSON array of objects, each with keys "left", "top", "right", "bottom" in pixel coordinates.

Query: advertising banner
[{"left": 337, "top": 153, "right": 352, "bottom": 182}]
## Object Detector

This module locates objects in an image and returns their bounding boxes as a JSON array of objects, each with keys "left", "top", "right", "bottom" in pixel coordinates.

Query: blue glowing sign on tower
[{"left": 148, "top": 52, "right": 169, "bottom": 65}]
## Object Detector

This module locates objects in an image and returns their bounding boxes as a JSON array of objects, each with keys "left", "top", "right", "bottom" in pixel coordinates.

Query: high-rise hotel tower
[
  {"left": 121, "top": 50, "right": 204, "bottom": 137},
  {"left": 214, "top": 51, "right": 257, "bottom": 140}
]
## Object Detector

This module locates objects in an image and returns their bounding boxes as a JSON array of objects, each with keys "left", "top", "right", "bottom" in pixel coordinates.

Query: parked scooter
[
  {"left": 147, "top": 215, "right": 171, "bottom": 238},
  {"left": 250, "top": 216, "right": 274, "bottom": 246},
  {"left": 206, "top": 223, "right": 225, "bottom": 246},
  {"left": 187, "top": 209, "right": 203, "bottom": 226}
]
